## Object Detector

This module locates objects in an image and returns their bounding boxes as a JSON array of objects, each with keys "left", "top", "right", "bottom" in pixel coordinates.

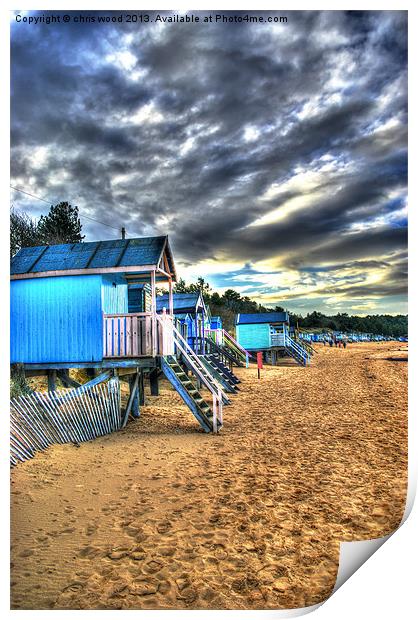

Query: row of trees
[
  {"left": 10, "top": 202, "right": 84, "bottom": 255},
  {"left": 296, "top": 310, "right": 407, "bottom": 337},
  {"left": 174, "top": 277, "right": 408, "bottom": 337}
]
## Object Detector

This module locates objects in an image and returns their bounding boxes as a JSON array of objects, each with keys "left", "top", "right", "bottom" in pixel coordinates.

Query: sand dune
[{"left": 10, "top": 343, "right": 408, "bottom": 609}]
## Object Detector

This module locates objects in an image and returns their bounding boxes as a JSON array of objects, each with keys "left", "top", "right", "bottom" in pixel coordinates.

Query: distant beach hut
[
  {"left": 157, "top": 292, "right": 209, "bottom": 354},
  {"left": 208, "top": 315, "right": 223, "bottom": 346},
  {"left": 235, "top": 312, "right": 310, "bottom": 366}
]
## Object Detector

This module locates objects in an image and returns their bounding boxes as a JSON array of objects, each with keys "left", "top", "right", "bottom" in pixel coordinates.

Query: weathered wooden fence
[{"left": 10, "top": 378, "right": 121, "bottom": 467}]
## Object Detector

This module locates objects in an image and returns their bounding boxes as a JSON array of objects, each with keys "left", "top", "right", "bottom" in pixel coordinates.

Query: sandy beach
[{"left": 10, "top": 342, "right": 408, "bottom": 610}]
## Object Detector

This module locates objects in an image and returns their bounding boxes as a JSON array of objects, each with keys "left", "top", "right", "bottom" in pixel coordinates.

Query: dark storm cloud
[{"left": 10, "top": 10, "right": 407, "bottom": 313}]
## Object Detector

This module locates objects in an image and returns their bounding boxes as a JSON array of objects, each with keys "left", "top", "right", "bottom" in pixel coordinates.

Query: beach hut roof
[
  {"left": 11, "top": 236, "right": 177, "bottom": 281},
  {"left": 156, "top": 292, "right": 205, "bottom": 313},
  {"left": 173, "top": 312, "right": 192, "bottom": 320},
  {"left": 236, "top": 311, "right": 289, "bottom": 325}
]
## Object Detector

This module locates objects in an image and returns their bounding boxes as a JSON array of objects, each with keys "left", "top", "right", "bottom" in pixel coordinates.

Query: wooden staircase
[
  {"left": 284, "top": 334, "right": 311, "bottom": 366},
  {"left": 206, "top": 354, "right": 240, "bottom": 386},
  {"left": 158, "top": 316, "right": 227, "bottom": 433},
  {"left": 222, "top": 329, "right": 249, "bottom": 367},
  {"left": 199, "top": 355, "right": 238, "bottom": 394},
  {"left": 295, "top": 337, "right": 315, "bottom": 356},
  {"left": 160, "top": 356, "right": 221, "bottom": 433},
  {"left": 204, "top": 337, "right": 244, "bottom": 367}
]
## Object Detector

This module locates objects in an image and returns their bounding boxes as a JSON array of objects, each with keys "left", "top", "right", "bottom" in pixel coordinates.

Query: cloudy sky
[{"left": 10, "top": 10, "right": 407, "bottom": 315}]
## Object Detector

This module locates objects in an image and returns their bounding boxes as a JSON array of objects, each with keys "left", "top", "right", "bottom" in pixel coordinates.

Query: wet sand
[{"left": 10, "top": 342, "right": 408, "bottom": 610}]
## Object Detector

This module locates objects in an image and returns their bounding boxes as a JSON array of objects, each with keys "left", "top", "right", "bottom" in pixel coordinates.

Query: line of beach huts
[
  {"left": 10, "top": 234, "right": 402, "bottom": 443},
  {"left": 299, "top": 332, "right": 407, "bottom": 343}
]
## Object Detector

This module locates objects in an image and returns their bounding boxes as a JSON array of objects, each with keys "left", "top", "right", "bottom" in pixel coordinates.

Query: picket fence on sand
[{"left": 10, "top": 378, "right": 121, "bottom": 467}]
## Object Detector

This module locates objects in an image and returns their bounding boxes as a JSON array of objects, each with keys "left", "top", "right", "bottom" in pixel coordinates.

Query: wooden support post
[
  {"left": 60, "top": 369, "right": 69, "bottom": 383},
  {"left": 47, "top": 370, "right": 57, "bottom": 393},
  {"left": 132, "top": 384, "right": 139, "bottom": 417},
  {"left": 122, "top": 372, "right": 139, "bottom": 427},
  {"left": 139, "top": 370, "right": 145, "bottom": 406},
  {"left": 194, "top": 315, "right": 198, "bottom": 354},
  {"left": 57, "top": 370, "right": 82, "bottom": 389},
  {"left": 151, "top": 270, "right": 157, "bottom": 357},
  {"left": 149, "top": 368, "right": 159, "bottom": 396},
  {"left": 129, "top": 373, "right": 140, "bottom": 418},
  {"left": 168, "top": 277, "right": 174, "bottom": 316}
]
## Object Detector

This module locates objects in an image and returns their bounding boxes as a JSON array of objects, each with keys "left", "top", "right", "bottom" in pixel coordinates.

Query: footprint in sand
[
  {"left": 19, "top": 549, "right": 34, "bottom": 558},
  {"left": 62, "top": 580, "right": 86, "bottom": 593},
  {"left": 107, "top": 547, "right": 130, "bottom": 561},
  {"left": 129, "top": 576, "right": 159, "bottom": 596},
  {"left": 143, "top": 559, "right": 164, "bottom": 574},
  {"left": 158, "top": 546, "right": 176, "bottom": 558},
  {"left": 108, "top": 581, "right": 129, "bottom": 599},
  {"left": 36, "top": 535, "right": 49, "bottom": 543},
  {"left": 177, "top": 586, "right": 198, "bottom": 604},
  {"left": 122, "top": 522, "right": 147, "bottom": 542},
  {"left": 129, "top": 548, "right": 146, "bottom": 561},
  {"left": 85, "top": 522, "right": 98, "bottom": 536},
  {"left": 156, "top": 521, "right": 172, "bottom": 534},
  {"left": 78, "top": 545, "right": 103, "bottom": 559}
]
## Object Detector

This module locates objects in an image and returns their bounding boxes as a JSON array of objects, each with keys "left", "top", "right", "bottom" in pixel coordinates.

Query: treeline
[
  {"left": 295, "top": 310, "right": 407, "bottom": 337},
  {"left": 174, "top": 277, "right": 408, "bottom": 337}
]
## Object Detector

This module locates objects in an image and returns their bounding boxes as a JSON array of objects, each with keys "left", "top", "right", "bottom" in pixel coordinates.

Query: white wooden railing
[
  {"left": 270, "top": 333, "right": 286, "bottom": 347},
  {"left": 157, "top": 310, "right": 175, "bottom": 355},
  {"left": 103, "top": 312, "right": 174, "bottom": 358},
  {"left": 205, "top": 328, "right": 224, "bottom": 345},
  {"left": 284, "top": 333, "right": 310, "bottom": 365}
]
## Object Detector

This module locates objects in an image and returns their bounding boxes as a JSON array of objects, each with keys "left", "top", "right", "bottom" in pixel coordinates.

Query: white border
[{"left": 2, "top": 2, "right": 415, "bottom": 619}]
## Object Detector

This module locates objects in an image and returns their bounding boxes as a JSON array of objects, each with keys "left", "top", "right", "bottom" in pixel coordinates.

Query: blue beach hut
[
  {"left": 235, "top": 312, "right": 310, "bottom": 366},
  {"left": 11, "top": 236, "right": 177, "bottom": 367},
  {"left": 156, "top": 292, "right": 209, "bottom": 354}
]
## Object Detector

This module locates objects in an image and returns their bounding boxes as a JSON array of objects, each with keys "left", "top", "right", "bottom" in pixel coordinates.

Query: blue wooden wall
[
  {"left": 236, "top": 323, "right": 271, "bottom": 350},
  {"left": 11, "top": 275, "right": 105, "bottom": 364}
]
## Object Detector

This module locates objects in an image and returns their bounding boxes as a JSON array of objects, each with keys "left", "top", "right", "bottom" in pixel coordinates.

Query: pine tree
[{"left": 37, "top": 202, "right": 84, "bottom": 245}]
